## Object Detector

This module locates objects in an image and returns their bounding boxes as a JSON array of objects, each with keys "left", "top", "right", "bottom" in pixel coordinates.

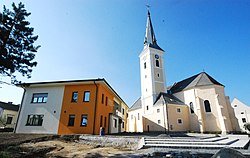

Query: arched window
[
  {"left": 156, "top": 59, "right": 159, "bottom": 67},
  {"left": 204, "top": 100, "right": 211, "bottom": 112},
  {"left": 190, "top": 102, "right": 194, "bottom": 114}
]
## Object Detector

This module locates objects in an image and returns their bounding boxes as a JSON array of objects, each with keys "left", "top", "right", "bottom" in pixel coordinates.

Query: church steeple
[{"left": 144, "top": 10, "right": 164, "bottom": 51}]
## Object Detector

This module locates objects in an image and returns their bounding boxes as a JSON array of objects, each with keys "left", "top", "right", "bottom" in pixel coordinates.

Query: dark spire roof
[
  {"left": 169, "top": 72, "right": 224, "bottom": 93},
  {"left": 144, "top": 10, "right": 164, "bottom": 51}
]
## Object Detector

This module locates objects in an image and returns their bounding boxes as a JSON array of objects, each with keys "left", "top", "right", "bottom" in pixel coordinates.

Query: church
[{"left": 128, "top": 10, "right": 239, "bottom": 134}]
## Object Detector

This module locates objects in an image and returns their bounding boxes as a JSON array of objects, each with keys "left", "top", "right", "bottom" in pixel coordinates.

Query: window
[
  {"left": 104, "top": 117, "right": 107, "bottom": 128},
  {"left": 190, "top": 102, "right": 194, "bottom": 114},
  {"left": 157, "top": 109, "right": 160, "bottom": 113},
  {"left": 68, "top": 115, "right": 75, "bottom": 126},
  {"left": 144, "top": 62, "right": 146, "bottom": 69},
  {"left": 105, "top": 97, "right": 108, "bottom": 106},
  {"left": 138, "top": 113, "right": 140, "bottom": 120},
  {"left": 6, "top": 116, "right": 13, "bottom": 124},
  {"left": 158, "top": 120, "right": 161, "bottom": 124},
  {"left": 204, "top": 100, "right": 211, "bottom": 112},
  {"left": 156, "top": 60, "right": 159, "bottom": 67},
  {"left": 81, "top": 114, "right": 88, "bottom": 127},
  {"left": 26, "top": 114, "right": 44, "bottom": 126},
  {"left": 122, "top": 108, "right": 125, "bottom": 115},
  {"left": 157, "top": 73, "right": 160, "bottom": 77},
  {"left": 83, "top": 91, "right": 90, "bottom": 102},
  {"left": 241, "top": 112, "right": 244, "bottom": 114},
  {"left": 32, "top": 93, "right": 48, "bottom": 103},
  {"left": 145, "top": 75, "right": 147, "bottom": 78},
  {"left": 234, "top": 105, "right": 237, "bottom": 107},
  {"left": 242, "top": 118, "right": 246, "bottom": 123},
  {"left": 177, "top": 119, "right": 182, "bottom": 124},
  {"left": 146, "top": 106, "right": 149, "bottom": 110},
  {"left": 101, "top": 94, "right": 104, "bottom": 104},
  {"left": 122, "top": 122, "right": 125, "bottom": 128},
  {"left": 177, "top": 108, "right": 181, "bottom": 113},
  {"left": 100, "top": 115, "right": 103, "bottom": 127},
  {"left": 71, "top": 92, "right": 78, "bottom": 102},
  {"left": 114, "top": 119, "right": 117, "bottom": 128},
  {"left": 131, "top": 114, "right": 133, "bottom": 120}
]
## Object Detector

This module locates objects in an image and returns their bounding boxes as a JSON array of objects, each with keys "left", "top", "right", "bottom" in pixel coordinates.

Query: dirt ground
[
  {"left": 0, "top": 133, "right": 143, "bottom": 158},
  {"left": 21, "top": 140, "right": 137, "bottom": 158}
]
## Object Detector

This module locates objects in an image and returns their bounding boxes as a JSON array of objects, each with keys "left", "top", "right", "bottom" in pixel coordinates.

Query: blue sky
[{"left": 0, "top": 0, "right": 250, "bottom": 106}]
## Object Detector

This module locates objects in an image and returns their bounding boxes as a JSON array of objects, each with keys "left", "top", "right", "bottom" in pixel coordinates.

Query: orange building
[{"left": 15, "top": 79, "right": 129, "bottom": 135}]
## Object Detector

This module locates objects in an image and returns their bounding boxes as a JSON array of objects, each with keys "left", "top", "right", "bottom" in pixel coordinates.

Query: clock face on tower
[{"left": 155, "top": 54, "right": 159, "bottom": 59}]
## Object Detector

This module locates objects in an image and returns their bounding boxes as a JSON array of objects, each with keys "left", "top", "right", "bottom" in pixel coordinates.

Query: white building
[
  {"left": 15, "top": 84, "right": 65, "bottom": 134},
  {"left": 128, "top": 10, "right": 239, "bottom": 134},
  {"left": 231, "top": 98, "right": 250, "bottom": 133}
]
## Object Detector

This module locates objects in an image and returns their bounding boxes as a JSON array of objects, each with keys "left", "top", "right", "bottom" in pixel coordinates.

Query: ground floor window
[
  {"left": 68, "top": 115, "right": 75, "bottom": 126},
  {"left": 6, "top": 116, "right": 13, "bottom": 124},
  {"left": 177, "top": 118, "right": 182, "bottom": 124},
  {"left": 81, "top": 114, "right": 88, "bottom": 127},
  {"left": 113, "top": 119, "right": 117, "bottom": 128},
  {"left": 158, "top": 120, "right": 161, "bottom": 124},
  {"left": 26, "top": 114, "right": 44, "bottom": 126}
]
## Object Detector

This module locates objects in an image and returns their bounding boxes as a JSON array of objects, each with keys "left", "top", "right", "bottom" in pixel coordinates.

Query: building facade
[
  {"left": 15, "top": 79, "right": 128, "bottom": 135},
  {"left": 128, "top": 10, "right": 239, "bottom": 134},
  {"left": 231, "top": 98, "right": 250, "bottom": 133},
  {"left": 0, "top": 101, "right": 19, "bottom": 129}
]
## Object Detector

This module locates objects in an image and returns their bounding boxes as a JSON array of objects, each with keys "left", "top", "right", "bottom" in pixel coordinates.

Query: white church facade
[{"left": 128, "top": 10, "right": 240, "bottom": 134}]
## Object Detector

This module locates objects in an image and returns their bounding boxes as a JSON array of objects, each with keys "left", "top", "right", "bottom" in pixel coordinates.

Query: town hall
[{"left": 128, "top": 10, "right": 239, "bottom": 134}]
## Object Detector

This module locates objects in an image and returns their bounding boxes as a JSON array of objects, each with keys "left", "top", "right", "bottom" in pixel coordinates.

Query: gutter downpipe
[
  {"left": 13, "top": 86, "right": 26, "bottom": 133},
  {"left": 93, "top": 81, "right": 98, "bottom": 135}
]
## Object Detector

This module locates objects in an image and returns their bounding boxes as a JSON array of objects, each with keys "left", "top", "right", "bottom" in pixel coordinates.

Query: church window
[
  {"left": 204, "top": 100, "right": 211, "bottom": 112},
  {"left": 138, "top": 113, "right": 140, "bottom": 120},
  {"left": 177, "top": 118, "right": 182, "bottom": 124},
  {"left": 177, "top": 108, "right": 181, "bottom": 113},
  {"left": 157, "top": 109, "right": 160, "bottom": 113},
  {"left": 146, "top": 106, "right": 149, "bottom": 110},
  {"left": 190, "top": 102, "right": 194, "bottom": 114},
  {"left": 131, "top": 115, "right": 133, "bottom": 120},
  {"left": 158, "top": 120, "right": 161, "bottom": 124},
  {"left": 157, "top": 73, "right": 160, "bottom": 77},
  {"left": 241, "top": 112, "right": 244, "bottom": 114},
  {"left": 242, "top": 118, "right": 246, "bottom": 123},
  {"left": 234, "top": 105, "right": 237, "bottom": 108},
  {"left": 144, "top": 62, "right": 146, "bottom": 69},
  {"left": 156, "top": 59, "right": 159, "bottom": 67}
]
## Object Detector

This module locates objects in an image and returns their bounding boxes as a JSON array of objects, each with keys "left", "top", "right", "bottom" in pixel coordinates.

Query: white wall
[
  {"left": 16, "top": 86, "right": 64, "bottom": 134},
  {"left": 174, "top": 85, "right": 234, "bottom": 133},
  {"left": 231, "top": 98, "right": 250, "bottom": 132},
  {"left": 128, "top": 108, "right": 144, "bottom": 132}
]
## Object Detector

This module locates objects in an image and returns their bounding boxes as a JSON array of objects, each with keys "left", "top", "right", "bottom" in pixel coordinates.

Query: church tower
[{"left": 139, "top": 10, "right": 166, "bottom": 113}]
